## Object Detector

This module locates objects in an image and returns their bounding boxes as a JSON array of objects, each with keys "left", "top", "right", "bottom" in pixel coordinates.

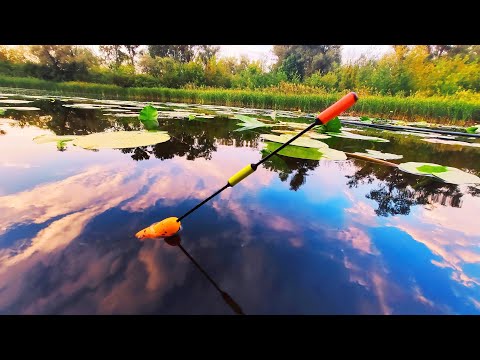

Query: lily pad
[
  {"left": 352, "top": 149, "right": 403, "bottom": 160},
  {"left": 0, "top": 99, "right": 33, "bottom": 104},
  {"left": 138, "top": 105, "right": 159, "bottom": 130},
  {"left": 260, "top": 134, "right": 329, "bottom": 149},
  {"left": 398, "top": 162, "right": 446, "bottom": 176},
  {"left": 264, "top": 142, "right": 347, "bottom": 161},
  {"left": 278, "top": 121, "right": 310, "bottom": 130},
  {"left": 2, "top": 107, "right": 41, "bottom": 111},
  {"left": 234, "top": 115, "right": 274, "bottom": 132},
  {"left": 112, "top": 113, "right": 139, "bottom": 117},
  {"left": 63, "top": 103, "right": 109, "bottom": 109},
  {"left": 433, "top": 169, "right": 480, "bottom": 185},
  {"left": 33, "top": 134, "right": 79, "bottom": 144},
  {"left": 393, "top": 131, "right": 440, "bottom": 138},
  {"left": 398, "top": 162, "right": 480, "bottom": 185},
  {"left": 319, "top": 116, "right": 342, "bottom": 133},
  {"left": 71, "top": 131, "right": 170, "bottom": 149},
  {"left": 327, "top": 131, "right": 390, "bottom": 142},
  {"left": 270, "top": 129, "right": 331, "bottom": 140},
  {"left": 421, "top": 138, "right": 480, "bottom": 148}
]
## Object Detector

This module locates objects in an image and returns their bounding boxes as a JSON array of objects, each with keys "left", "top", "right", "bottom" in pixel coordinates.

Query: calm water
[{"left": 1, "top": 92, "right": 480, "bottom": 314}]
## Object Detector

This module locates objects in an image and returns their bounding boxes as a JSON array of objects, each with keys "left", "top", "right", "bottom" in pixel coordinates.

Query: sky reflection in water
[{"left": 0, "top": 97, "right": 479, "bottom": 314}]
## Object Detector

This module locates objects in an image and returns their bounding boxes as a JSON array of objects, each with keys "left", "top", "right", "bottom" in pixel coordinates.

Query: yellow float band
[{"left": 228, "top": 164, "right": 256, "bottom": 186}]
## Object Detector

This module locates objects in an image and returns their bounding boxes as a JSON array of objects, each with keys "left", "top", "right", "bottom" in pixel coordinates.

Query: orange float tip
[
  {"left": 316, "top": 92, "right": 359, "bottom": 124},
  {"left": 135, "top": 217, "right": 181, "bottom": 240}
]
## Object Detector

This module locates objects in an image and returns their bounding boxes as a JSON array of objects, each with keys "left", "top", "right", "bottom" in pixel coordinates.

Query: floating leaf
[
  {"left": 416, "top": 164, "right": 448, "bottom": 173},
  {"left": 466, "top": 126, "right": 479, "bottom": 134},
  {"left": 271, "top": 129, "right": 331, "bottom": 139},
  {"left": 0, "top": 109, "right": 4, "bottom": 115},
  {"left": 327, "top": 131, "right": 390, "bottom": 142},
  {"left": 307, "top": 132, "right": 331, "bottom": 140},
  {"left": 188, "top": 114, "right": 196, "bottom": 121},
  {"left": 433, "top": 169, "right": 480, "bottom": 185},
  {"left": 234, "top": 114, "right": 274, "bottom": 132},
  {"left": 324, "top": 116, "right": 342, "bottom": 133},
  {"left": 398, "top": 162, "right": 480, "bottom": 185},
  {"left": 398, "top": 162, "right": 446, "bottom": 176},
  {"left": 278, "top": 121, "right": 310, "bottom": 130},
  {"left": 352, "top": 149, "right": 403, "bottom": 160},
  {"left": 33, "top": 134, "right": 79, "bottom": 144},
  {"left": 393, "top": 131, "right": 440, "bottom": 138},
  {"left": 71, "top": 131, "right": 170, "bottom": 149},
  {"left": 101, "top": 108, "right": 128, "bottom": 113},
  {"left": 112, "top": 113, "right": 139, "bottom": 117},
  {"left": 270, "top": 111, "right": 277, "bottom": 121},
  {"left": 260, "top": 134, "right": 329, "bottom": 149},
  {"left": 0, "top": 99, "right": 33, "bottom": 104},
  {"left": 1, "top": 107, "right": 41, "bottom": 111},
  {"left": 421, "top": 138, "right": 480, "bottom": 148},
  {"left": 57, "top": 140, "right": 71, "bottom": 151},
  {"left": 63, "top": 103, "right": 110, "bottom": 109},
  {"left": 138, "top": 105, "right": 159, "bottom": 130},
  {"left": 264, "top": 142, "right": 347, "bottom": 161}
]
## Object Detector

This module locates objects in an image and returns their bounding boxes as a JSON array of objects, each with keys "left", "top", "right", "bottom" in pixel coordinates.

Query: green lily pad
[
  {"left": 264, "top": 142, "right": 347, "bottom": 161},
  {"left": 260, "top": 134, "right": 329, "bottom": 149},
  {"left": 33, "top": 134, "right": 79, "bottom": 144},
  {"left": 398, "top": 162, "right": 480, "bottom": 185},
  {"left": 433, "top": 169, "right": 480, "bottom": 185},
  {"left": 2, "top": 107, "right": 41, "bottom": 111},
  {"left": 466, "top": 126, "right": 479, "bottom": 134},
  {"left": 71, "top": 131, "right": 170, "bottom": 149},
  {"left": 138, "top": 105, "right": 159, "bottom": 130},
  {"left": 327, "top": 131, "right": 390, "bottom": 142},
  {"left": 277, "top": 121, "right": 311, "bottom": 130},
  {"left": 63, "top": 103, "right": 109, "bottom": 109},
  {"left": 234, "top": 115, "right": 274, "bottom": 132},
  {"left": 416, "top": 164, "right": 448, "bottom": 173},
  {"left": 112, "top": 113, "right": 139, "bottom": 117},
  {"left": 393, "top": 131, "right": 440, "bottom": 138},
  {"left": 307, "top": 132, "right": 331, "bottom": 140},
  {"left": 321, "top": 116, "right": 342, "bottom": 133},
  {"left": 421, "top": 138, "right": 480, "bottom": 148},
  {"left": 0, "top": 99, "right": 33, "bottom": 104},
  {"left": 270, "top": 129, "right": 330, "bottom": 140},
  {"left": 352, "top": 149, "right": 403, "bottom": 160},
  {"left": 398, "top": 162, "right": 446, "bottom": 176}
]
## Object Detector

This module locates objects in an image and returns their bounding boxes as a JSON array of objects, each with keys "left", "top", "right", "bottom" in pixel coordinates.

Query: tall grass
[{"left": 0, "top": 75, "right": 478, "bottom": 122}]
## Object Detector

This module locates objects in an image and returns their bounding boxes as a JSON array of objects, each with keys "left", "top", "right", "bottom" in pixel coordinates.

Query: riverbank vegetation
[{"left": 1, "top": 45, "right": 479, "bottom": 122}]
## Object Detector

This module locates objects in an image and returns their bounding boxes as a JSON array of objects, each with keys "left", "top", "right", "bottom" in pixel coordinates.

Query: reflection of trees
[
  {"left": 261, "top": 151, "right": 319, "bottom": 191},
  {"left": 10, "top": 103, "right": 266, "bottom": 162},
  {"left": 346, "top": 160, "right": 467, "bottom": 217}
]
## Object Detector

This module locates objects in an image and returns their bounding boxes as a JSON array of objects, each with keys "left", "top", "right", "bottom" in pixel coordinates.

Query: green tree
[
  {"left": 29, "top": 45, "right": 98, "bottom": 81},
  {"left": 99, "top": 45, "right": 128, "bottom": 69},
  {"left": 195, "top": 45, "right": 220, "bottom": 66},
  {"left": 273, "top": 45, "right": 342, "bottom": 80},
  {"left": 148, "top": 45, "right": 195, "bottom": 63},
  {"left": 123, "top": 45, "right": 142, "bottom": 67}
]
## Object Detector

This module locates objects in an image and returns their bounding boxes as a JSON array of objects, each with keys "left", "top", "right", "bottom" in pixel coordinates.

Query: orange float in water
[{"left": 135, "top": 217, "right": 181, "bottom": 239}]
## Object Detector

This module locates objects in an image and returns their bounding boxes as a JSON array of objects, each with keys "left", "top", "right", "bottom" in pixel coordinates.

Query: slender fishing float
[{"left": 135, "top": 92, "right": 359, "bottom": 240}]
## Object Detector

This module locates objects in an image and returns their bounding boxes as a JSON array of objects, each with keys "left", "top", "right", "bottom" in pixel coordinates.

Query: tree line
[{"left": 0, "top": 45, "right": 478, "bottom": 96}]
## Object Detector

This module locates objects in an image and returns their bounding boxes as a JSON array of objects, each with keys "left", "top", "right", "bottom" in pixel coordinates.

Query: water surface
[{"left": 1, "top": 92, "right": 479, "bottom": 314}]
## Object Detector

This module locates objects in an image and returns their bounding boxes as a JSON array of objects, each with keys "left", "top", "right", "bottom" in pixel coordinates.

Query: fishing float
[{"left": 135, "top": 92, "right": 359, "bottom": 240}]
